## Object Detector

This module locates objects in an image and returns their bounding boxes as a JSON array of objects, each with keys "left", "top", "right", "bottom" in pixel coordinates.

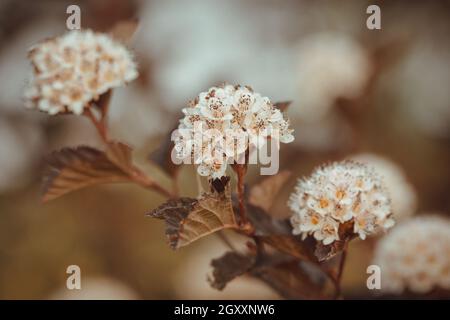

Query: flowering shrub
[{"left": 23, "top": 20, "right": 449, "bottom": 300}]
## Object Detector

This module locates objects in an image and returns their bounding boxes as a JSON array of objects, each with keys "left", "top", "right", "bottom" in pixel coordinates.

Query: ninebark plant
[{"left": 26, "top": 21, "right": 394, "bottom": 300}]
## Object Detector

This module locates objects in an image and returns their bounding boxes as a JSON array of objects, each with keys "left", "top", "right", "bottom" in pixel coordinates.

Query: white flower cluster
[
  {"left": 373, "top": 216, "right": 450, "bottom": 294},
  {"left": 288, "top": 161, "right": 394, "bottom": 245},
  {"left": 25, "top": 30, "right": 138, "bottom": 115},
  {"left": 174, "top": 84, "right": 294, "bottom": 179}
]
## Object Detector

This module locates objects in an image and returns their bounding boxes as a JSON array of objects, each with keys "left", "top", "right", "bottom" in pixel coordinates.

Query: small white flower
[
  {"left": 182, "top": 107, "right": 203, "bottom": 128},
  {"left": 373, "top": 215, "right": 450, "bottom": 295},
  {"left": 200, "top": 96, "right": 233, "bottom": 121},
  {"left": 223, "top": 127, "right": 248, "bottom": 159},
  {"left": 25, "top": 30, "right": 138, "bottom": 115},
  {"left": 353, "top": 210, "right": 377, "bottom": 240},
  {"left": 175, "top": 84, "right": 294, "bottom": 179},
  {"left": 314, "top": 216, "right": 340, "bottom": 245},
  {"left": 288, "top": 161, "right": 394, "bottom": 245},
  {"left": 197, "top": 156, "right": 228, "bottom": 179},
  {"left": 297, "top": 209, "right": 324, "bottom": 234},
  {"left": 275, "top": 119, "right": 295, "bottom": 144}
]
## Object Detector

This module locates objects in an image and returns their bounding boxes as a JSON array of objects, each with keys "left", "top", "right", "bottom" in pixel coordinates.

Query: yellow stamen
[{"left": 319, "top": 198, "right": 329, "bottom": 209}]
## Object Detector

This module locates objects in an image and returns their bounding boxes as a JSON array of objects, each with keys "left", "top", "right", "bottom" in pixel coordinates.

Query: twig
[
  {"left": 195, "top": 171, "right": 205, "bottom": 195},
  {"left": 84, "top": 107, "right": 175, "bottom": 199},
  {"left": 172, "top": 169, "right": 180, "bottom": 197},
  {"left": 333, "top": 241, "right": 349, "bottom": 299},
  {"left": 253, "top": 236, "right": 266, "bottom": 259},
  {"left": 236, "top": 165, "right": 248, "bottom": 226},
  {"left": 129, "top": 167, "right": 175, "bottom": 198},
  {"left": 84, "top": 108, "right": 109, "bottom": 143}
]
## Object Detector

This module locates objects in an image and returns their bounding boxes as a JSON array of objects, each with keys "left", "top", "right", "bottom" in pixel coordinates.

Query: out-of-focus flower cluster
[
  {"left": 24, "top": 30, "right": 138, "bottom": 115},
  {"left": 287, "top": 32, "right": 371, "bottom": 152},
  {"left": 392, "top": 42, "right": 450, "bottom": 138},
  {"left": 374, "top": 216, "right": 450, "bottom": 294},
  {"left": 292, "top": 32, "right": 371, "bottom": 122},
  {"left": 136, "top": 0, "right": 298, "bottom": 112},
  {"left": 351, "top": 153, "right": 417, "bottom": 221},
  {"left": 289, "top": 161, "right": 394, "bottom": 245},
  {"left": 174, "top": 84, "right": 294, "bottom": 179}
]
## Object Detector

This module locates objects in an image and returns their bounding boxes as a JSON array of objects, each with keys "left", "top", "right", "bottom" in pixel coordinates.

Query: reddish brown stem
[
  {"left": 152, "top": 183, "right": 175, "bottom": 198},
  {"left": 84, "top": 108, "right": 109, "bottom": 143},
  {"left": 236, "top": 165, "right": 248, "bottom": 227},
  {"left": 172, "top": 169, "right": 181, "bottom": 198},
  {"left": 130, "top": 167, "right": 174, "bottom": 199},
  {"left": 333, "top": 242, "right": 349, "bottom": 299},
  {"left": 254, "top": 236, "right": 266, "bottom": 257},
  {"left": 84, "top": 107, "right": 174, "bottom": 199},
  {"left": 98, "top": 91, "right": 112, "bottom": 129}
]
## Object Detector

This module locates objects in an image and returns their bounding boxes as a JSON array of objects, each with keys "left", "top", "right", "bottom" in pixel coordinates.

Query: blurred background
[{"left": 0, "top": 0, "right": 449, "bottom": 299}]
